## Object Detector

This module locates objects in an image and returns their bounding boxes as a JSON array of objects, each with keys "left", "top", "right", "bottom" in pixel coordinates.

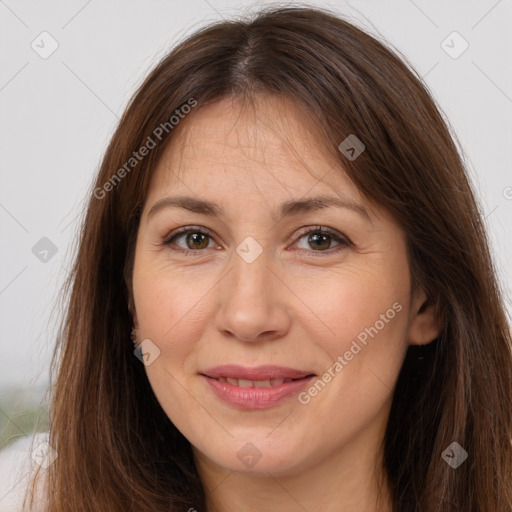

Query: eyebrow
[{"left": 147, "top": 194, "right": 371, "bottom": 222}]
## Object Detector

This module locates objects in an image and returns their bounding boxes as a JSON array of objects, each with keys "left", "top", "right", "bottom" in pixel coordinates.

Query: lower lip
[{"left": 201, "top": 375, "right": 316, "bottom": 409}]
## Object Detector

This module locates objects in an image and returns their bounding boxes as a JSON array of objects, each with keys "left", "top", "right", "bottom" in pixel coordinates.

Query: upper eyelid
[
  {"left": 163, "top": 225, "right": 351, "bottom": 249},
  {"left": 162, "top": 225, "right": 214, "bottom": 243}
]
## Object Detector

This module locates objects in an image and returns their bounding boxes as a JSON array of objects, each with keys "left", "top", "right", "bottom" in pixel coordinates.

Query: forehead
[{"left": 146, "top": 94, "right": 364, "bottom": 206}]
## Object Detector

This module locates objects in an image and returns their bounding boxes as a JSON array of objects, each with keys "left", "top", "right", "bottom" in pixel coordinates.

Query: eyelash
[{"left": 161, "top": 225, "right": 352, "bottom": 257}]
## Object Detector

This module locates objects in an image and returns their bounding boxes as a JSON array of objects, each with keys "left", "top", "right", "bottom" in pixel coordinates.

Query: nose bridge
[
  {"left": 229, "top": 240, "right": 272, "bottom": 304},
  {"left": 215, "top": 239, "right": 289, "bottom": 341}
]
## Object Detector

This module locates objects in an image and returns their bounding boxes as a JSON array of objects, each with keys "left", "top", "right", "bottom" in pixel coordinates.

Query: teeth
[
  {"left": 254, "top": 379, "right": 271, "bottom": 387},
  {"left": 214, "top": 377, "right": 297, "bottom": 387},
  {"left": 238, "top": 378, "right": 253, "bottom": 388}
]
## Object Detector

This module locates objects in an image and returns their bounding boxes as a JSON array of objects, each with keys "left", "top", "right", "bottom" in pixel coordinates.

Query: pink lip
[
  {"left": 201, "top": 364, "right": 314, "bottom": 380},
  {"left": 200, "top": 365, "right": 316, "bottom": 409}
]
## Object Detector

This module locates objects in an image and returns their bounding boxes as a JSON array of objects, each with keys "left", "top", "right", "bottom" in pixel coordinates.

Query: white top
[{"left": 0, "top": 432, "right": 49, "bottom": 512}]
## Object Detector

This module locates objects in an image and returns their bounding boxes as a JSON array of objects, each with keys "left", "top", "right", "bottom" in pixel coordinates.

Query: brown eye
[
  {"left": 307, "top": 232, "right": 332, "bottom": 250},
  {"left": 294, "top": 226, "right": 351, "bottom": 253},
  {"left": 184, "top": 232, "right": 210, "bottom": 250},
  {"left": 162, "top": 225, "right": 350, "bottom": 257},
  {"left": 163, "top": 227, "right": 216, "bottom": 253}
]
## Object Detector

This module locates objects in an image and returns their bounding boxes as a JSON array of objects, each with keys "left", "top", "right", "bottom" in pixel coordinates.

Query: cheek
[
  {"left": 132, "top": 252, "right": 226, "bottom": 371},
  {"left": 293, "top": 262, "right": 409, "bottom": 346},
  {"left": 286, "top": 269, "right": 409, "bottom": 450},
  {"left": 291, "top": 262, "right": 411, "bottom": 408},
  {"left": 132, "top": 259, "right": 217, "bottom": 416}
]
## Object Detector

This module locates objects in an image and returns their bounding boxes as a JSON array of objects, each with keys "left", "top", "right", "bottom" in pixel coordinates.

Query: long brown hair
[{"left": 26, "top": 5, "right": 512, "bottom": 511}]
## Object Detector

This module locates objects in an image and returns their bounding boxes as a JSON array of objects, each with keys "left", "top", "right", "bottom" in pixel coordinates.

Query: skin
[{"left": 130, "top": 94, "right": 440, "bottom": 512}]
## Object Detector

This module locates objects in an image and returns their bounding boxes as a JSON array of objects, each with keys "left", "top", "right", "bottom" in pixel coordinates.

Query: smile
[
  {"left": 201, "top": 371, "right": 316, "bottom": 409},
  {"left": 210, "top": 377, "right": 298, "bottom": 387}
]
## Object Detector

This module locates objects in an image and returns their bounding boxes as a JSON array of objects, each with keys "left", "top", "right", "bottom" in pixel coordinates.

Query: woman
[{"left": 21, "top": 5, "right": 512, "bottom": 511}]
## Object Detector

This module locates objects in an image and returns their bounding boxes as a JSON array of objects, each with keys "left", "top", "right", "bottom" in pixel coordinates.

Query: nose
[{"left": 215, "top": 247, "right": 291, "bottom": 343}]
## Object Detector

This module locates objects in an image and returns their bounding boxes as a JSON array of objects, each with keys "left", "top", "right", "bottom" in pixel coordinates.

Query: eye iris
[
  {"left": 309, "top": 232, "right": 331, "bottom": 250},
  {"left": 186, "top": 232, "right": 209, "bottom": 250},
  {"left": 179, "top": 230, "right": 336, "bottom": 251}
]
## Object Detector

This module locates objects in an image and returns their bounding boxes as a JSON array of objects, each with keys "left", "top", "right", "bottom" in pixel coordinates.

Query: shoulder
[{"left": 0, "top": 432, "right": 49, "bottom": 512}]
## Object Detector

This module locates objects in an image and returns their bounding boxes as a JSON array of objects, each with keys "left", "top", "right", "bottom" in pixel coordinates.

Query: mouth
[
  {"left": 203, "top": 375, "right": 314, "bottom": 386},
  {"left": 200, "top": 364, "right": 316, "bottom": 383},
  {"left": 199, "top": 365, "right": 317, "bottom": 409},
  {"left": 203, "top": 375, "right": 313, "bottom": 387}
]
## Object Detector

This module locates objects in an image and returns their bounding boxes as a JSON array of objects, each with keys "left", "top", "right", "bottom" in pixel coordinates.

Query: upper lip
[{"left": 200, "top": 364, "right": 315, "bottom": 380}]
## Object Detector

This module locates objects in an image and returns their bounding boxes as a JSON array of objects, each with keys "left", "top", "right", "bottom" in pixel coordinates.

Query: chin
[{"left": 203, "top": 437, "right": 310, "bottom": 477}]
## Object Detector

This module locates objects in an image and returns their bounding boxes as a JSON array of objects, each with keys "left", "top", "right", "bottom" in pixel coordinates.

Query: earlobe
[
  {"left": 130, "top": 311, "right": 140, "bottom": 346},
  {"left": 128, "top": 296, "right": 139, "bottom": 340},
  {"left": 408, "top": 291, "right": 442, "bottom": 346},
  {"left": 130, "top": 304, "right": 138, "bottom": 327}
]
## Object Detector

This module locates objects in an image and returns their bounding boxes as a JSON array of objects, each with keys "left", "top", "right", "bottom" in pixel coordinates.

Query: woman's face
[{"left": 131, "top": 95, "right": 438, "bottom": 478}]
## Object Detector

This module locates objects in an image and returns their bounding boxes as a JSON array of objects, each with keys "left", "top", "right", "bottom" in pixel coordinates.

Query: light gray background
[{"left": 1, "top": 0, "right": 511, "bottom": 400}]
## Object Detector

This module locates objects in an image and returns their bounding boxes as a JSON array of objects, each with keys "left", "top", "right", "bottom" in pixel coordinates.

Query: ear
[
  {"left": 408, "top": 287, "right": 441, "bottom": 346},
  {"left": 127, "top": 294, "right": 139, "bottom": 331}
]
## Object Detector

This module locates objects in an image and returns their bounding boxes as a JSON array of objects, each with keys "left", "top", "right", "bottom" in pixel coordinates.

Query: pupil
[
  {"left": 187, "top": 232, "right": 208, "bottom": 250},
  {"left": 310, "top": 233, "right": 330, "bottom": 250},
  {"left": 184, "top": 232, "right": 331, "bottom": 251}
]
